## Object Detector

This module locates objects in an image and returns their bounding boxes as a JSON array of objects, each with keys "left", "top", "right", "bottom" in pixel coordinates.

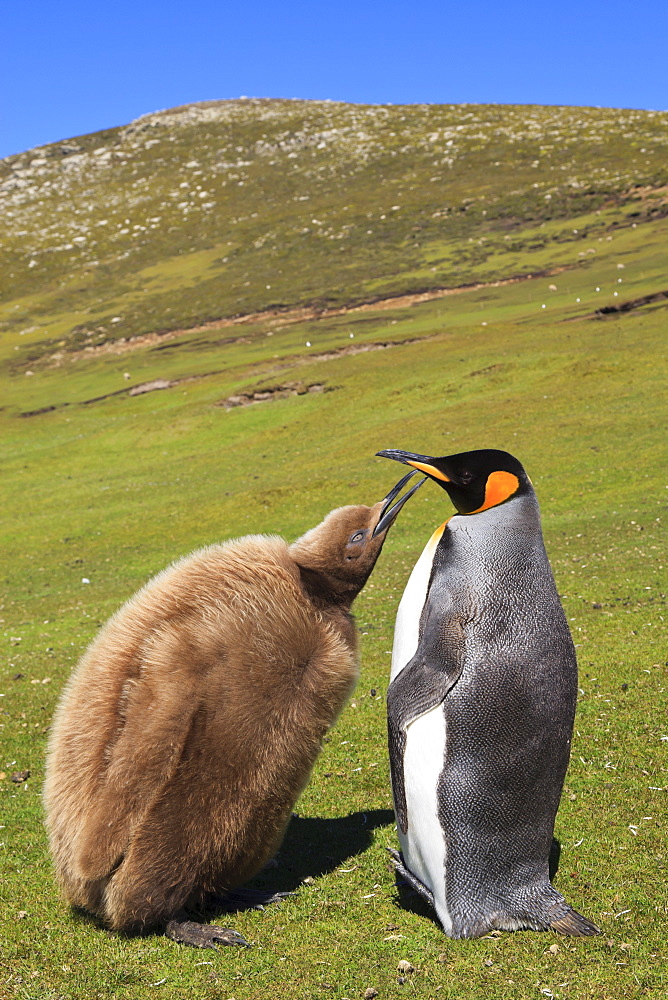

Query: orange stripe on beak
[{"left": 407, "top": 460, "right": 451, "bottom": 482}]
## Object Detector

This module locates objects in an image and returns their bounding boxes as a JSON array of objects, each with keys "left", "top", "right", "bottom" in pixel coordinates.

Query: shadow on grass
[
  {"left": 392, "top": 878, "right": 441, "bottom": 928},
  {"left": 70, "top": 906, "right": 107, "bottom": 931},
  {"left": 210, "top": 808, "right": 395, "bottom": 915}
]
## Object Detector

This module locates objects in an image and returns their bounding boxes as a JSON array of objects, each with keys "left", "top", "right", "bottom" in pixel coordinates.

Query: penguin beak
[
  {"left": 372, "top": 470, "right": 426, "bottom": 538},
  {"left": 376, "top": 449, "right": 454, "bottom": 485}
]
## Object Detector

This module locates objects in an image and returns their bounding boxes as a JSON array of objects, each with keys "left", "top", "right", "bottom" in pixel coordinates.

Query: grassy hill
[
  {"left": 0, "top": 100, "right": 666, "bottom": 999},
  {"left": 2, "top": 99, "right": 668, "bottom": 363}
]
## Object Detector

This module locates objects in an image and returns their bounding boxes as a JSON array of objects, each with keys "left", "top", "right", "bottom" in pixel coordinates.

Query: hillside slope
[{"left": 1, "top": 99, "right": 667, "bottom": 366}]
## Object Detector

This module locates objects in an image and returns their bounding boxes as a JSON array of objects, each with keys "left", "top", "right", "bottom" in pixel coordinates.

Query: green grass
[{"left": 0, "top": 101, "right": 666, "bottom": 999}]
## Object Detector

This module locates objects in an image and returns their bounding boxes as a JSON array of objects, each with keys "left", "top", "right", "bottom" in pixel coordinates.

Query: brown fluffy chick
[{"left": 43, "top": 473, "right": 423, "bottom": 949}]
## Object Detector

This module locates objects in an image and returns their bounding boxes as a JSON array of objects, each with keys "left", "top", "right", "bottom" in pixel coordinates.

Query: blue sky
[{"left": 3, "top": 0, "right": 667, "bottom": 159}]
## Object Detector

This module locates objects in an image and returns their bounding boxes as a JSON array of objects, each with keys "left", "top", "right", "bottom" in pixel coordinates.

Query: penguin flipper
[{"left": 387, "top": 642, "right": 463, "bottom": 834}]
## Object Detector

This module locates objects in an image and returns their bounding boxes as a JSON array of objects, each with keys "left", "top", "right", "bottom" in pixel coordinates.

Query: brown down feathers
[{"left": 43, "top": 503, "right": 392, "bottom": 932}]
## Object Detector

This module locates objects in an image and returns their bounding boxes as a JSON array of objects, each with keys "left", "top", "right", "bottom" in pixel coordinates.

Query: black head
[{"left": 375, "top": 448, "right": 532, "bottom": 515}]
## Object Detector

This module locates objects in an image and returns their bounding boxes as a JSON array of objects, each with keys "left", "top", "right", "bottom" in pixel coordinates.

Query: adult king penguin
[
  {"left": 43, "top": 472, "right": 423, "bottom": 949},
  {"left": 376, "top": 447, "right": 599, "bottom": 939}
]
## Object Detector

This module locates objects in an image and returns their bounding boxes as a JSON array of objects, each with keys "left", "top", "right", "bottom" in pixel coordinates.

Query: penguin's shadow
[
  {"left": 209, "top": 808, "right": 395, "bottom": 915},
  {"left": 391, "top": 837, "right": 563, "bottom": 926},
  {"left": 392, "top": 877, "right": 441, "bottom": 927}
]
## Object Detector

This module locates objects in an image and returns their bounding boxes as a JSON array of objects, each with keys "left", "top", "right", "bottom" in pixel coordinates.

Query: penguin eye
[{"left": 350, "top": 531, "right": 365, "bottom": 544}]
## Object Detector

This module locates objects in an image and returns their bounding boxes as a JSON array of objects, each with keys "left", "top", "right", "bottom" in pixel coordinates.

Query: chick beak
[{"left": 372, "top": 470, "right": 426, "bottom": 538}]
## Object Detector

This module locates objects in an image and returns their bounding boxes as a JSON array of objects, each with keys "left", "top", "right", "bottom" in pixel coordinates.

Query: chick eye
[{"left": 350, "top": 531, "right": 365, "bottom": 543}]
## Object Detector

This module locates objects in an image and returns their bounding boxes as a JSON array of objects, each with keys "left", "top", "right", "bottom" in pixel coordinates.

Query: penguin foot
[
  {"left": 165, "top": 915, "right": 250, "bottom": 949},
  {"left": 387, "top": 848, "right": 435, "bottom": 909},
  {"left": 550, "top": 906, "right": 600, "bottom": 937}
]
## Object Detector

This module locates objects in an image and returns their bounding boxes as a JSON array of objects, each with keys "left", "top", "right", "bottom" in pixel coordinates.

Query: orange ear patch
[
  {"left": 407, "top": 461, "right": 451, "bottom": 482},
  {"left": 468, "top": 471, "right": 520, "bottom": 514}
]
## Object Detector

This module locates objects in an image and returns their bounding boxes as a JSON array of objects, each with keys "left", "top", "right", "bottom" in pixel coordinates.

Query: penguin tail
[{"left": 550, "top": 906, "right": 600, "bottom": 937}]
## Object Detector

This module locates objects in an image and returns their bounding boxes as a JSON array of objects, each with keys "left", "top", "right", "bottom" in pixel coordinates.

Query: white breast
[
  {"left": 391, "top": 523, "right": 446, "bottom": 682},
  {"left": 390, "top": 521, "right": 453, "bottom": 933},
  {"left": 399, "top": 706, "right": 452, "bottom": 934}
]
